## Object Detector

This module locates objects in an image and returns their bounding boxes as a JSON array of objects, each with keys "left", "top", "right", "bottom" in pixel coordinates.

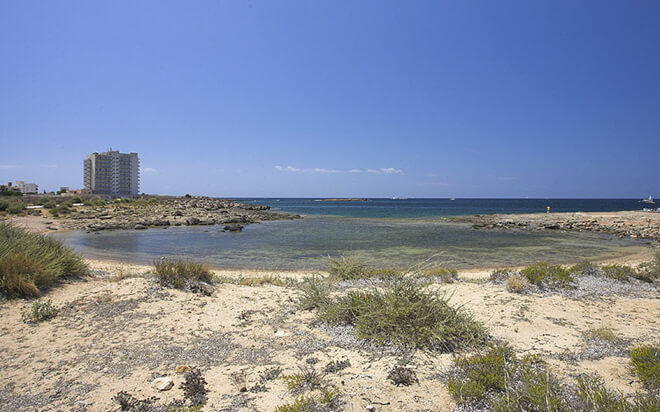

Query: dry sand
[{"left": 0, "top": 257, "right": 658, "bottom": 411}]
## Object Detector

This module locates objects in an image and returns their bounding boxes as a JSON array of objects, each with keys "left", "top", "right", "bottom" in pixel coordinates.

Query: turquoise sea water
[{"left": 54, "top": 198, "right": 648, "bottom": 270}]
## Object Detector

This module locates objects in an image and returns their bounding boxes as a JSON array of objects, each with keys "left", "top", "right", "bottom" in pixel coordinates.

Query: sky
[{"left": 1, "top": 1, "right": 658, "bottom": 198}]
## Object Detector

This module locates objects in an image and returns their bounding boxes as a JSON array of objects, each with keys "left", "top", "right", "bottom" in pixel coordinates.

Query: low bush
[
  {"left": 521, "top": 262, "right": 574, "bottom": 289},
  {"left": 506, "top": 273, "right": 528, "bottom": 293},
  {"left": 327, "top": 255, "right": 367, "bottom": 280},
  {"left": 585, "top": 326, "right": 617, "bottom": 342},
  {"left": 630, "top": 345, "right": 660, "bottom": 389},
  {"left": 21, "top": 299, "right": 58, "bottom": 323},
  {"left": 447, "top": 344, "right": 660, "bottom": 411},
  {"left": 153, "top": 258, "right": 213, "bottom": 289},
  {"left": 298, "top": 275, "right": 332, "bottom": 310},
  {"left": 43, "top": 201, "right": 56, "bottom": 209},
  {"left": 387, "top": 365, "right": 418, "bottom": 386},
  {"left": 576, "top": 375, "right": 658, "bottom": 412},
  {"left": 0, "top": 222, "right": 88, "bottom": 298},
  {"left": 447, "top": 344, "right": 566, "bottom": 410},
  {"left": 601, "top": 264, "right": 637, "bottom": 282},
  {"left": 315, "top": 278, "right": 487, "bottom": 351},
  {"left": 422, "top": 267, "right": 458, "bottom": 283},
  {"left": 637, "top": 251, "right": 660, "bottom": 282},
  {"left": 283, "top": 367, "right": 324, "bottom": 394},
  {"left": 7, "top": 202, "right": 25, "bottom": 215}
]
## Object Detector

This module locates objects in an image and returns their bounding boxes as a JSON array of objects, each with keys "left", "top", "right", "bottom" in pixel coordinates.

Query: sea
[{"left": 54, "top": 198, "right": 650, "bottom": 270}]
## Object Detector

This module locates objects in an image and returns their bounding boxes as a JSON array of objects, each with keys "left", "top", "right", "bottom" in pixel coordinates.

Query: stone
[
  {"left": 175, "top": 365, "right": 191, "bottom": 374},
  {"left": 185, "top": 217, "right": 200, "bottom": 225},
  {"left": 134, "top": 224, "right": 147, "bottom": 230},
  {"left": 151, "top": 376, "right": 174, "bottom": 391}
]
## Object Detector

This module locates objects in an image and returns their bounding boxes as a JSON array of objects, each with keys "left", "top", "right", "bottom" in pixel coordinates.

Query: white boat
[
  {"left": 450, "top": 197, "right": 455, "bottom": 201},
  {"left": 642, "top": 195, "right": 655, "bottom": 204}
]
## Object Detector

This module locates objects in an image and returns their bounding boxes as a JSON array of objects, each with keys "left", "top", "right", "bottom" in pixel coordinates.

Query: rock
[
  {"left": 188, "top": 281, "right": 214, "bottom": 296},
  {"left": 173, "top": 210, "right": 183, "bottom": 217},
  {"left": 274, "top": 330, "right": 290, "bottom": 337},
  {"left": 134, "top": 224, "right": 147, "bottom": 230},
  {"left": 185, "top": 217, "right": 200, "bottom": 225},
  {"left": 175, "top": 365, "right": 191, "bottom": 374},
  {"left": 366, "top": 406, "right": 376, "bottom": 412},
  {"left": 224, "top": 224, "right": 243, "bottom": 232},
  {"left": 151, "top": 376, "right": 174, "bottom": 391}
]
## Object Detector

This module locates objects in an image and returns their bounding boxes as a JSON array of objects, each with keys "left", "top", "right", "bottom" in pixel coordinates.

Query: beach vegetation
[
  {"left": 43, "top": 201, "right": 56, "bottom": 209},
  {"left": 153, "top": 258, "right": 213, "bottom": 289},
  {"left": 520, "top": 262, "right": 574, "bottom": 289},
  {"left": 447, "top": 344, "right": 566, "bottom": 410},
  {"left": 313, "top": 278, "right": 487, "bottom": 351},
  {"left": 0, "top": 222, "right": 88, "bottom": 298},
  {"left": 387, "top": 365, "right": 418, "bottom": 386},
  {"left": 636, "top": 251, "right": 660, "bottom": 282},
  {"left": 601, "top": 264, "right": 637, "bottom": 282},
  {"left": 223, "top": 274, "right": 290, "bottom": 287},
  {"left": 506, "top": 273, "right": 528, "bottom": 293},
  {"left": 327, "top": 255, "right": 367, "bottom": 280},
  {"left": 569, "top": 260, "right": 601, "bottom": 277},
  {"left": 630, "top": 345, "right": 660, "bottom": 389},
  {"left": 7, "top": 201, "right": 25, "bottom": 215},
  {"left": 576, "top": 375, "right": 659, "bottom": 412},
  {"left": 21, "top": 299, "right": 58, "bottom": 323},
  {"left": 298, "top": 275, "right": 332, "bottom": 310},
  {"left": 585, "top": 326, "right": 617, "bottom": 342},
  {"left": 421, "top": 267, "right": 458, "bottom": 283},
  {"left": 283, "top": 366, "right": 324, "bottom": 394}
]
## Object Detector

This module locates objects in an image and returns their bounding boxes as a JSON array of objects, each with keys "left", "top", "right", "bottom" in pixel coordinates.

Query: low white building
[{"left": 14, "top": 181, "right": 39, "bottom": 194}]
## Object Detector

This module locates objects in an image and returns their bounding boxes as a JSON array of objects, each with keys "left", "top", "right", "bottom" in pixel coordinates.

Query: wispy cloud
[
  {"left": 275, "top": 166, "right": 404, "bottom": 175},
  {"left": 496, "top": 176, "right": 514, "bottom": 181},
  {"left": 0, "top": 165, "right": 18, "bottom": 169},
  {"left": 143, "top": 167, "right": 158, "bottom": 173},
  {"left": 367, "top": 167, "right": 404, "bottom": 175}
]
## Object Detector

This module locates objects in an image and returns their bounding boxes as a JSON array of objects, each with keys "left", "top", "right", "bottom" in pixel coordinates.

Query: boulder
[
  {"left": 151, "top": 376, "right": 174, "bottom": 391},
  {"left": 185, "top": 217, "right": 200, "bottom": 225}
]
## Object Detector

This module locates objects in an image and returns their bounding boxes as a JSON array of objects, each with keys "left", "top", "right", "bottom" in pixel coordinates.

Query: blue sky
[{"left": 1, "top": 1, "right": 658, "bottom": 198}]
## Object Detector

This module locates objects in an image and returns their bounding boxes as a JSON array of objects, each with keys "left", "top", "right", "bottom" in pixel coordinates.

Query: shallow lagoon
[{"left": 54, "top": 216, "right": 646, "bottom": 270}]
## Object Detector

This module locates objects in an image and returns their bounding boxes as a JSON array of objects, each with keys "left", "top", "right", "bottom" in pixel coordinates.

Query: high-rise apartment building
[{"left": 84, "top": 150, "right": 140, "bottom": 196}]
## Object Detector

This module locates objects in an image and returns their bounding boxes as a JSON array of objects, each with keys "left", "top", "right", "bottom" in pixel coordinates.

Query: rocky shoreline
[
  {"left": 449, "top": 210, "right": 660, "bottom": 242},
  {"left": 49, "top": 197, "right": 300, "bottom": 232}
]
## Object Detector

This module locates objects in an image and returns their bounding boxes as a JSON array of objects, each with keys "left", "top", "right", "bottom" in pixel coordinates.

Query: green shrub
[
  {"left": 43, "top": 201, "right": 56, "bottom": 209},
  {"left": 7, "top": 202, "right": 25, "bottom": 214},
  {"left": 521, "top": 262, "right": 574, "bottom": 289},
  {"left": 298, "top": 275, "right": 332, "bottom": 310},
  {"left": 153, "top": 258, "right": 213, "bottom": 289},
  {"left": 576, "top": 375, "right": 658, "bottom": 412},
  {"left": 21, "top": 299, "right": 58, "bottom": 323},
  {"left": 585, "top": 326, "right": 617, "bottom": 342},
  {"left": 448, "top": 344, "right": 567, "bottom": 411},
  {"left": 422, "top": 267, "right": 458, "bottom": 283},
  {"left": 601, "top": 264, "right": 636, "bottom": 282},
  {"left": 0, "top": 223, "right": 88, "bottom": 298},
  {"left": 630, "top": 345, "right": 660, "bottom": 389},
  {"left": 0, "top": 199, "right": 9, "bottom": 212},
  {"left": 316, "top": 278, "right": 487, "bottom": 351},
  {"left": 327, "top": 255, "right": 367, "bottom": 280},
  {"left": 283, "top": 367, "right": 324, "bottom": 394}
]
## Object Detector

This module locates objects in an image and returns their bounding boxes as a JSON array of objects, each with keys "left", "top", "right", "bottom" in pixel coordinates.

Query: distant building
[
  {"left": 14, "top": 181, "right": 39, "bottom": 194},
  {"left": 84, "top": 150, "right": 140, "bottom": 196}
]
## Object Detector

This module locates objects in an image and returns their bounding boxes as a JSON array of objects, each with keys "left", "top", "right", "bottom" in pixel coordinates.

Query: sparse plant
[
  {"left": 323, "top": 359, "right": 351, "bottom": 374},
  {"left": 283, "top": 366, "right": 324, "bottom": 394},
  {"left": 7, "top": 202, "right": 25, "bottom": 215},
  {"left": 316, "top": 278, "right": 487, "bottom": 351},
  {"left": 153, "top": 258, "right": 213, "bottom": 290},
  {"left": 636, "top": 251, "right": 660, "bottom": 282},
  {"left": 327, "top": 255, "right": 367, "bottom": 280},
  {"left": 422, "top": 267, "right": 458, "bottom": 283},
  {"left": 490, "top": 268, "right": 515, "bottom": 283},
  {"left": 298, "top": 275, "right": 331, "bottom": 310},
  {"left": 585, "top": 326, "right": 617, "bottom": 342},
  {"left": 575, "top": 375, "right": 657, "bottom": 412},
  {"left": 630, "top": 345, "right": 660, "bottom": 389},
  {"left": 520, "top": 262, "right": 574, "bottom": 289},
  {"left": 447, "top": 344, "right": 566, "bottom": 410},
  {"left": 506, "top": 273, "right": 528, "bottom": 293},
  {"left": 112, "top": 391, "right": 159, "bottom": 411},
  {"left": 180, "top": 367, "right": 209, "bottom": 406},
  {"left": 570, "top": 260, "right": 602, "bottom": 277},
  {"left": 601, "top": 264, "right": 636, "bottom": 282},
  {"left": 21, "top": 299, "right": 58, "bottom": 323},
  {"left": 387, "top": 365, "right": 418, "bottom": 386}
]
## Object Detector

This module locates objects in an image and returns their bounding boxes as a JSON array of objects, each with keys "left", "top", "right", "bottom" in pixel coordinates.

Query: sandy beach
[{"left": 0, "top": 253, "right": 658, "bottom": 411}]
